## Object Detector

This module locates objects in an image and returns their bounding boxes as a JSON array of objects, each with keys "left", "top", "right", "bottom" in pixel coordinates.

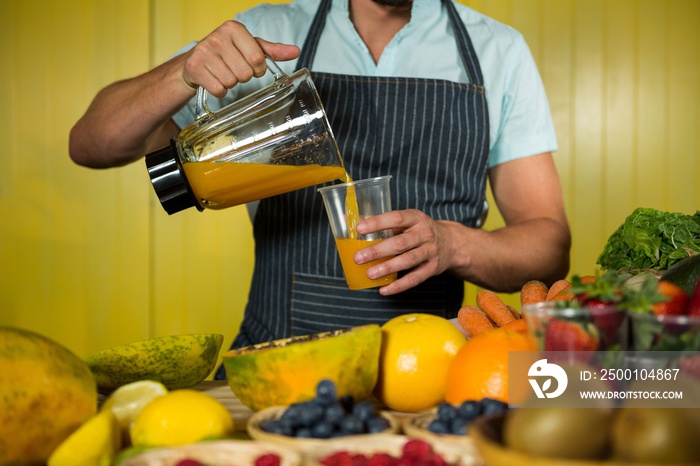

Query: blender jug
[{"left": 145, "top": 59, "right": 345, "bottom": 215}]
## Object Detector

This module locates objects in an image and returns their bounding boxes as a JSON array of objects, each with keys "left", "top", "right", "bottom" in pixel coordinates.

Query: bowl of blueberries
[
  {"left": 247, "top": 379, "right": 399, "bottom": 450},
  {"left": 403, "top": 398, "right": 509, "bottom": 443}
]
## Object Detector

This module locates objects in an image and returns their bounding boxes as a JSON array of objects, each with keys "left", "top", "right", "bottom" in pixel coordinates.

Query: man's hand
[
  {"left": 353, "top": 209, "right": 458, "bottom": 296},
  {"left": 181, "top": 20, "right": 300, "bottom": 97}
]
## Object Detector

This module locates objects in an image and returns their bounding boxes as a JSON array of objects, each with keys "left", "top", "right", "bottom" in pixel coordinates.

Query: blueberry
[
  {"left": 366, "top": 416, "right": 390, "bottom": 433},
  {"left": 340, "top": 415, "right": 364, "bottom": 435},
  {"left": 316, "top": 379, "right": 338, "bottom": 405},
  {"left": 296, "top": 402, "right": 324, "bottom": 427},
  {"left": 281, "top": 403, "right": 305, "bottom": 426},
  {"left": 295, "top": 427, "right": 313, "bottom": 438},
  {"left": 352, "top": 401, "right": 376, "bottom": 422},
  {"left": 479, "top": 398, "right": 508, "bottom": 416},
  {"left": 277, "top": 417, "right": 295, "bottom": 436},
  {"left": 457, "top": 400, "right": 481, "bottom": 421},
  {"left": 436, "top": 402, "right": 457, "bottom": 421},
  {"left": 427, "top": 419, "right": 450, "bottom": 434},
  {"left": 261, "top": 419, "right": 293, "bottom": 436},
  {"left": 450, "top": 417, "right": 469, "bottom": 435},
  {"left": 260, "top": 419, "right": 280, "bottom": 433},
  {"left": 324, "top": 403, "right": 345, "bottom": 426},
  {"left": 311, "top": 421, "right": 334, "bottom": 438}
]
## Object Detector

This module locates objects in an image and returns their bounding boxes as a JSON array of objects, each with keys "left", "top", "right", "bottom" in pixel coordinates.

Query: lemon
[
  {"left": 47, "top": 409, "right": 121, "bottom": 466},
  {"left": 129, "top": 389, "right": 234, "bottom": 447},
  {"left": 101, "top": 380, "right": 168, "bottom": 435}
]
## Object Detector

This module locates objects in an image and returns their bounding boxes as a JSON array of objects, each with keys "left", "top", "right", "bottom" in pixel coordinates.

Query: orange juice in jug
[{"left": 182, "top": 161, "right": 346, "bottom": 210}]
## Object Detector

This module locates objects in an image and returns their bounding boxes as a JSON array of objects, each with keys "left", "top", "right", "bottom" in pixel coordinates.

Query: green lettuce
[{"left": 597, "top": 208, "right": 700, "bottom": 272}]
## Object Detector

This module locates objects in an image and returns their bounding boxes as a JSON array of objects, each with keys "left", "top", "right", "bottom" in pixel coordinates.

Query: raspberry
[
  {"left": 174, "top": 460, "right": 203, "bottom": 466},
  {"left": 255, "top": 453, "right": 281, "bottom": 466},
  {"left": 368, "top": 453, "right": 396, "bottom": 466},
  {"left": 425, "top": 454, "right": 448, "bottom": 466},
  {"left": 401, "top": 439, "right": 433, "bottom": 459},
  {"left": 352, "top": 453, "right": 369, "bottom": 466},
  {"left": 321, "top": 451, "right": 356, "bottom": 466}
]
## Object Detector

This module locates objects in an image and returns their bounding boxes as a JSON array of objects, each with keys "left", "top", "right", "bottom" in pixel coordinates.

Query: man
[{"left": 70, "top": 0, "right": 570, "bottom": 348}]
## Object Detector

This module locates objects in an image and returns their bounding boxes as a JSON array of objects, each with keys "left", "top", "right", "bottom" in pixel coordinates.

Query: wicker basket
[
  {"left": 246, "top": 405, "right": 401, "bottom": 453},
  {"left": 119, "top": 440, "right": 301, "bottom": 466}
]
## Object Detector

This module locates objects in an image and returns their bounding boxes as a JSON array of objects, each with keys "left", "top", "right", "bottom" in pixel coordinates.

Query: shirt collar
[{"left": 332, "top": 0, "right": 441, "bottom": 19}]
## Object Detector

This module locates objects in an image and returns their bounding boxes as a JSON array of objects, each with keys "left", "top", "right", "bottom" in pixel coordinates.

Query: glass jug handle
[{"left": 194, "top": 57, "right": 287, "bottom": 120}]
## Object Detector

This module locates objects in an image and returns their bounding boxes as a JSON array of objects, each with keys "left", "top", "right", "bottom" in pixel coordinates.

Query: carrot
[
  {"left": 476, "top": 290, "right": 516, "bottom": 327},
  {"left": 507, "top": 305, "right": 521, "bottom": 320},
  {"left": 546, "top": 279, "right": 572, "bottom": 301},
  {"left": 580, "top": 275, "right": 597, "bottom": 285},
  {"left": 520, "top": 280, "right": 549, "bottom": 308},
  {"left": 457, "top": 305, "right": 495, "bottom": 337},
  {"left": 501, "top": 319, "right": 528, "bottom": 333},
  {"left": 549, "top": 289, "right": 575, "bottom": 301}
]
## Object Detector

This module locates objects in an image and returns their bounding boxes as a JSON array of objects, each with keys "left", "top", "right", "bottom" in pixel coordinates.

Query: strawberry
[
  {"left": 688, "top": 279, "right": 700, "bottom": 317},
  {"left": 589, "top": 305, "right": 626, "bottom": 347},
  {"left": 544, "top": 319, "right": 600, "bottom": 352},
  {"left": 651, "top": 281, "right": 689, "bottom": 316}
]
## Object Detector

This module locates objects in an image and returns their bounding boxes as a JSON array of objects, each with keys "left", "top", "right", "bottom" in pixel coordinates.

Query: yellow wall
[{"left": 1, "top": 0, "right": 698, "bottom": 360}]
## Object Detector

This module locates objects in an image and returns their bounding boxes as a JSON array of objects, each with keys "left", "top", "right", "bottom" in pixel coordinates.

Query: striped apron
[{"left": 216, "top": 0, "right": 490, "bottom": 377}]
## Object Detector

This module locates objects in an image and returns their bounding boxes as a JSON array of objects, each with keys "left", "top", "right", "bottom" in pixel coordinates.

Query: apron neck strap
[{"left": 297, "top": 0, "right": 485, "bottom": 86}]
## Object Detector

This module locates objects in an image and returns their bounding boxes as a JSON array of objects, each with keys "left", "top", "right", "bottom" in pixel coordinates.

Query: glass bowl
[
  {"left": 522, "top": 301, "right": 629, "bottom": 353},
  {"left": 628, "top": 312, "right": 700, "bottom": 352}
]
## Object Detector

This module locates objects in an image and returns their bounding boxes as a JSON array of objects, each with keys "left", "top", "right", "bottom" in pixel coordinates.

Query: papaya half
[
  {"left": 223, "top": 324, "right": 381, "bottom": 412},
  {"left": 83, "top": 333, "right": 224, "bottom": 392}
]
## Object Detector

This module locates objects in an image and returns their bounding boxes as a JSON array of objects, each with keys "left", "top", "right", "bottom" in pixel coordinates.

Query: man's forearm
[
  {"left": 69, "top": 54, "right": 194, "bottom": 168},
  {"left": 446, "top": 218, "right": 571, "bottom": 293}
]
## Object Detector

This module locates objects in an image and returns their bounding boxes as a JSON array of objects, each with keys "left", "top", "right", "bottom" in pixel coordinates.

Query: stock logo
[{"left": 528, "top": 358, "right": 568, "bottom": 399}]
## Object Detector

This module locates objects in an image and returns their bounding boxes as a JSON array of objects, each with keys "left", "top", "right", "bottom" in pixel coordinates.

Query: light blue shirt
[{"left": 172, "top": 0, "right": 557, "bottom": 167}]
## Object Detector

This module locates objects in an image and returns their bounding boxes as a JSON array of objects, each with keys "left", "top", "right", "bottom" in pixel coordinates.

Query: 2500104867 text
[{"left": 593, "top": 368, "right": 680, "bottom": 382}]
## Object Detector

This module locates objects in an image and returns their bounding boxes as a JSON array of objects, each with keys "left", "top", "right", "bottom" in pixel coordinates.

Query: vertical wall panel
[
  {"left": 572, "top": 1, "right": 605, "bottom": 269},
  {"left": 637, "top": 0, "right": 669, "bottom": 210},
  {"left": 667, "top": 0, "right": 699, "bottom": 213},
  {"left": 0, "top": 0, "right": 151, "bottom": 356},
  {"left": 603, "top": 0, "right": 637, "bottom": 246}
]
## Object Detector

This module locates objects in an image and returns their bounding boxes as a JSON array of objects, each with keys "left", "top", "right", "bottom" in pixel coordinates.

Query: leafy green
[{"left": 597, "top": 208, "right": 700, "bottom": 272}]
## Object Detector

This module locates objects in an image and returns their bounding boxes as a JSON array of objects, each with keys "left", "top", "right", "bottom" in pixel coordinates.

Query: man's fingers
[{"left": 256, "top": 38, "right": 301, "bottom": 63}]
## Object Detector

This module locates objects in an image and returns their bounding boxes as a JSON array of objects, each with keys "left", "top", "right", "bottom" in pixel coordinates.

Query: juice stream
[{"left": 342, "top": 172, "right": 359, "bottom": 240}]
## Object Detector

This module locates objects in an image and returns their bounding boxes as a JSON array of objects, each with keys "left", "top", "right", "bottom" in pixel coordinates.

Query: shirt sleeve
[{"left": 487, "top": 37, "right": 558, "bottom": 167}]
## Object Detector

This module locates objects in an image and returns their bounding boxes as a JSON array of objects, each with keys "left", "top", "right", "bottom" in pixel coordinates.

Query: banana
[{"left": 84, "top": 333, "right": 224, "bottom": 391}]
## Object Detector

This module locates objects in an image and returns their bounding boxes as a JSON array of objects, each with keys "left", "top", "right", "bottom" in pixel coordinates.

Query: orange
[
  {"left": 445, "top": 328, "right": 537, "bottom": 404},
  {"left": 500, "top": 319, "right": 528, "bottom": 333},
  {"left": 374, "top": 313, "right": 466, "bottom": 413}
]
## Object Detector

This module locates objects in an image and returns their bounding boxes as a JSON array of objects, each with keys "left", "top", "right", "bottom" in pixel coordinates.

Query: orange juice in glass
[{"left": 318, "top": 175, "right": 397, "bottom": 290}]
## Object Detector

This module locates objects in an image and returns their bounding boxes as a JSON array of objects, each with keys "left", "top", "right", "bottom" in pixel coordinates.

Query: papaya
[
  {"left": 0, "top": 326, "right": 97, "bottom": 466},
  {"left": 223, "top": 325, "right": 381, "bottom": 412},
  {"left": 83, "top": 333, "right": 224, "bottom": 392}
]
